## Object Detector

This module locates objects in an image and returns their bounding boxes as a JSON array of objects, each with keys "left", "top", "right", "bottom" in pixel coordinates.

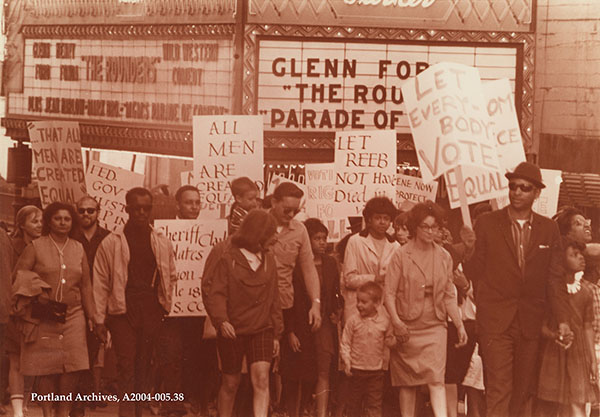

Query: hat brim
[{"left": 505, "top": 172, "right": 546, "bottom": 189}]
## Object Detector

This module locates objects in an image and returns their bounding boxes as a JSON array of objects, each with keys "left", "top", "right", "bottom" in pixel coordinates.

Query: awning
[{"left": 559, "top": 172, "right": 600, "bottom": 208}]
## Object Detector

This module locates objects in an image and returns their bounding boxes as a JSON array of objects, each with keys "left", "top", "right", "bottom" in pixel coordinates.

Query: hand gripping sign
[{"left": 402, "top": 62, "right": 501, "bottom": 226}]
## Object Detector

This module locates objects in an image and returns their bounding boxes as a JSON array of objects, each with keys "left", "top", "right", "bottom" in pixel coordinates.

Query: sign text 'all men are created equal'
[
  {"left": 257, "top": 39, "right": 518, "bottom": 133},
  {"left": 192, "top": 115, "right": 264, "bottom": 218}
]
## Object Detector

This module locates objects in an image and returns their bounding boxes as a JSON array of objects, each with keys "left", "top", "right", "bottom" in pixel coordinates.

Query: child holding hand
[
  {"left": 340, "top": 282, "right": 396, "bottom": 417},
  {"left": 537, "top": 238, "right": 597, "bottom": 417}
]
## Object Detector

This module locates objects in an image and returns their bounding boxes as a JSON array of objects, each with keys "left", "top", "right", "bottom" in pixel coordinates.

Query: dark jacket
[
  {"left": 464, "top": 207, "right": 569, "bottom": 337},
  {"left": 287, "top": 253, "right": 341, "bottom": 336},
  {"left": 202, "top": 240, "right": 283, "bottom": 338}
]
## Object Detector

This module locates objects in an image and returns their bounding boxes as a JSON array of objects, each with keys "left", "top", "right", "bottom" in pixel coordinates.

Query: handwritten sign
[
  {"left": 154, "top": 219, "right": 228, "bottom": 317},
  {"left": 396, "top": 173, "right": 438, "bottom": 206},
  {"left": 445, "top": 79, "right": 526, "bottom": 208},
  {"left": 334, "top": 129, "right": 397, "bottom": 219},
  {"left": 192, "top": 115, "right": 264, "bottom": 218},
  {"left": 402, "top": 62, "right": 500, "bottom": 183},
  {"left": 27, "top": 120, "right": 86, "bottom": 207},
  {"left": 85, "top": 160, "right": 144, "bottom": 231}
]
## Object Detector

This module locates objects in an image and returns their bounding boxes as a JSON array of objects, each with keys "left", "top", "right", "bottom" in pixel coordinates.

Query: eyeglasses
[
  {"left": 282, "top": 207, "right": 300, "bottom": 216},
  {"left": 128, "top": 204, "right": 152, "bottom": 213},
  {"left": 508, "top": 183, "right": 534, "bottom": 193},
  {"left": 419, "top": 223, "right": 439, "bottom": 232},
  {"left": 77, "top": 208, "right": 97, "bottom": 215}
]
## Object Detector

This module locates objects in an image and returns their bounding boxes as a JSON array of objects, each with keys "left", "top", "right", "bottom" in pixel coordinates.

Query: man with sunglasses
[
  {"left": 269, "top": 182, "right": 322, "bottom": 330},
  {"left": 71, "top": 196, "right": 110, "bottom": 416},
  {"left": 93, "top": 187, "right": 180, "bottom": 417},
  {"left": 465, "top": 162, "right": 571, "bottom": 417}
]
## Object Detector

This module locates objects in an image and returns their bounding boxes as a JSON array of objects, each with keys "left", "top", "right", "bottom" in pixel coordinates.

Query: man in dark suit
[{"left": 465, "top": 162, "right": 571, "bottom": 417}]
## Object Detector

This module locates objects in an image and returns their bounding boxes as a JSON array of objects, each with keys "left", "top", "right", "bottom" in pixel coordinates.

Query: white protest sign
[
  {"left": 402, "top": 62, "right": 500, "bottom": 183},
  {"left": 496, "top": 169, "right": 562, "bottom": 219},
  {"left": 85, "top": 160, "right": 144, "bottom": 231},
  {"left": 154, "top": 219, "right": 228, "bottom": 317},
  {"left": 445, "top": 79, "right": 526, "bottom": 208},
  {"left": 193, "top": 115, "right": 264, "bottom": 219},
  {"left": 27, "top": 121, "right": 86, "bottom": 207},
  {"left": 304, "top": 163, "right": 348, "bottom": 242},
  {"left": 396, "top": 174, "right": 438, "bottom": 206},
  {"left": 334, "top": 130, "right": 397, "bottom": 219}
]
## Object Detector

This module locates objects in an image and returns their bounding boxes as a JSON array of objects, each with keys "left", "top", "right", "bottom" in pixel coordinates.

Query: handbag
[{"left": 31, "top": 297, "right": 67, "bottom": 324}]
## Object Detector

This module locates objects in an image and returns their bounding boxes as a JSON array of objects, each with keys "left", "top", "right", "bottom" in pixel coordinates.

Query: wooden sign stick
[{"left": 454, "top": 166, "right": 472, "bottom": 228}]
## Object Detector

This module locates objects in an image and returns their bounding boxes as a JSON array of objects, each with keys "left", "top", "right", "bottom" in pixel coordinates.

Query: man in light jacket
[{"left": 93, "top": 187, "right": 178, "bottom": 417}]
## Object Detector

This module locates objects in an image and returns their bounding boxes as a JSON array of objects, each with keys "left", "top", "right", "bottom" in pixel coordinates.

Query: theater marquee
[
  {"left": 256, "top": 39, "right": 519, "bottom": 134},
  {"left": 8, "top": 38, "right": 234, "bottom": 126}
]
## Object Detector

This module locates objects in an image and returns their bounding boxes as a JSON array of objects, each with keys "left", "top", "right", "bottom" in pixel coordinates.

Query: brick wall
[{"left": 535, "top": 0, "right": 600, "bottom": 156}]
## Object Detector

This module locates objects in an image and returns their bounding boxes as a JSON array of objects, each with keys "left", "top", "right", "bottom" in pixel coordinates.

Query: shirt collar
[{"left": 507, "top": 207, "right": 533, "bottom": 226}]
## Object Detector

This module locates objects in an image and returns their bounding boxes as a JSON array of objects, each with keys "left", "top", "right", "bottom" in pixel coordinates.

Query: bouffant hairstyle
[
  {"left": 362, "top": 197, "right": 398, "bottom": 223},
  {"left": 304, "top": 218, "right": 328, "bottom": 238},
  {"left": 231, "top": 177, "right": 258, "bottom": 198},
  {"left": 42, "top": 202, "right": 80, "bottom": 237},
  {"left": 357, "top": 281, "right": 383, "bottom": 303},
  {"left": 393, "top": 211, "right": 410, "bottom": 231},
  {"left": 273, "top": 182, "right": 303, "bottom": 201},
  {"left": 231, "top": 209, "right": 277, "bottom": 253},
  {"left": 553, "top": 206, "right": 585, "bottom": 237},
  {"left": 406, "top": 200, "right": 446, "bottom": 237},
  {"left": 13, "top": 205, "right": 42, "bottom": 238}
]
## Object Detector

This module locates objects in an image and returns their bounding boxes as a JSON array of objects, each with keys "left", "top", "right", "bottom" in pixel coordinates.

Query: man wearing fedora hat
[{"left": 465, "top": 162, "right": 571, "bottom": 417}]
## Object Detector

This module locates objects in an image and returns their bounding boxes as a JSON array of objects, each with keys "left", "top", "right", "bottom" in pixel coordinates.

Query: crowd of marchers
[{"left": 1, "top": 162, "right": 599, "bottom": 417}]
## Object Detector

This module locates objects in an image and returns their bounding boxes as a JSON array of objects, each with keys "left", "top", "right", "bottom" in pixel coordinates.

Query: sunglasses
[
  {"left": 282, "top": 207, "right": 300, "bottom": 216},
  {"left": 508, "top": 183, "right": 534, "bottom": 193},
  {"left": 77, "top": 208, "right": 97, "bottom": 215}
]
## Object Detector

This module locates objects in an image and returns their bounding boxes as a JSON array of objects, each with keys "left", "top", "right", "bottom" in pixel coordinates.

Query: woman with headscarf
[{"left": 13, "top": 202, "right": 95, "bottom": 417}]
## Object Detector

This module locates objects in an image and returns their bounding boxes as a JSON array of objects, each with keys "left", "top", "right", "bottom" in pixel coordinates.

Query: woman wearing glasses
[
  {"left": 13, "top": 202, "right": 95, "bottom": 417},
  {"left": 384, "top": 201, "right": 467, "bottom": 417}
]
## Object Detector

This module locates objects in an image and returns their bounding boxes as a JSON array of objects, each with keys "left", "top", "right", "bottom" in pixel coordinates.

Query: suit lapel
[
  {"left": 524, "top": 215, "right": 540, "bottom": 262},
  {"left": 499, "top": 208, "right": 519, "bottom": 264}
]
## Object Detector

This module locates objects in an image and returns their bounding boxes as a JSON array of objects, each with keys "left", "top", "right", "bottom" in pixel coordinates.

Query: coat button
[{"left": 59, "top": 334, "right": 63, "bottom": 340}]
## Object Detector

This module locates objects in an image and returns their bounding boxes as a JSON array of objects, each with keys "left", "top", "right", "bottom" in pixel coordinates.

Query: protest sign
[
  {"left": 445, "top": 79, "right": 526, "bottom": 208},
  {"left": 402, "top": 62, "right": 500, "bottom": 184},
  {"left": 154, "top": 219, "right": 228, "bottom": 317},
  {"left": 192, "top": 115, "right": 264, "bottom": 218},
  {"left": 27, "top": 121, "right": 86, "bottom": 207},
  {"left": 85, "top": 160, "right": 144, "bottom": 231},
  {"left": 334, "top": 130, "right": 397, "bottom": 219},
  {"left": 305, "top": 163, "right": 349, "bottom": 241},
  {"left": 496, "top": 169, "right": 562, "bottom": 218},
  {"left": 533, "top": 169, "right": 562, "bottom": 218},
  {"left": 396, "top": 174, "right": 438, "bottom": 206}
]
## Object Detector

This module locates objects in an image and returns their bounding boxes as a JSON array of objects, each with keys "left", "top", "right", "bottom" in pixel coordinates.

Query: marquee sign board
[
  {"left": 257, "top": 39, "right": 518, "bottom": 134},
  {"left": 8, "top": 38, "right": 234, "bottom": 126}
]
